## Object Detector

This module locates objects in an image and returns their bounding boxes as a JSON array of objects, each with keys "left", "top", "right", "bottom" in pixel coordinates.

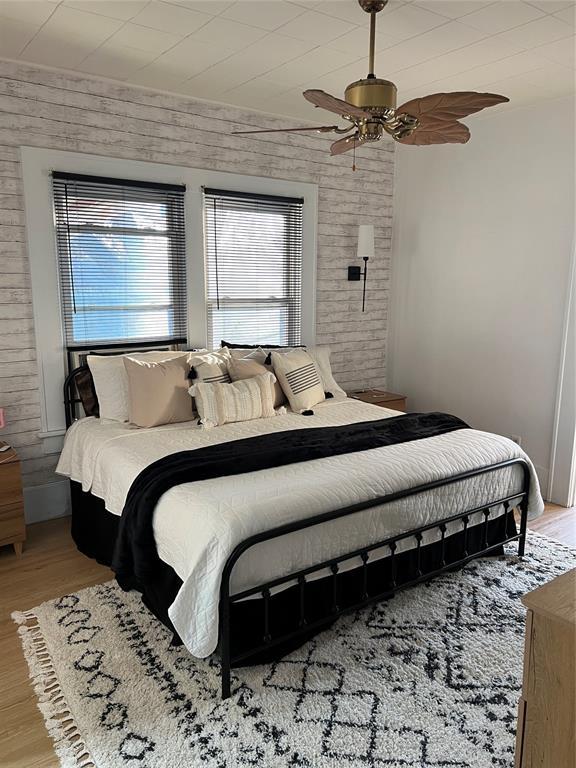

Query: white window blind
[
  {"left": 52, "top": 172, "right": 187, "bottom": 346},
  {"left": 203, "top": 188, "right": 304, "bottom": 348}
]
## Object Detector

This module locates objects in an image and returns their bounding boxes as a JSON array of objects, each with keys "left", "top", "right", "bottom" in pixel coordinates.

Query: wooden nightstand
[
  {"left": 0, "top": 443, "right": 26, "bottom": 556},
  {"left": 349, "top": 389, "right": 407, "bottom": 412}
]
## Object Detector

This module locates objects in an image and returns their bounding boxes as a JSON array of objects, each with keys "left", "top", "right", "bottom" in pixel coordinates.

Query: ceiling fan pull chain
[{"left": 352, "top": 139, "right": 356, "bottom": 172}]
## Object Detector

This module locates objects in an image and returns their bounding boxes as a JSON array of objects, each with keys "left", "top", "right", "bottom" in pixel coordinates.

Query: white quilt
[{"left": 57, "top": 399, "right": 543, "bottom": 658}]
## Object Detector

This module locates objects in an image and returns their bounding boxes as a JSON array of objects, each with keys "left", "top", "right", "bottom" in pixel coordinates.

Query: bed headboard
[{"left": 63, "top": 339, "right": 187, "bottom": 428}]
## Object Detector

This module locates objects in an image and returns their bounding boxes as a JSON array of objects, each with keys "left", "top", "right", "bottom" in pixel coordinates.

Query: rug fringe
[{"left": 11, "top": 611, "right": 97, "bottom": 768}]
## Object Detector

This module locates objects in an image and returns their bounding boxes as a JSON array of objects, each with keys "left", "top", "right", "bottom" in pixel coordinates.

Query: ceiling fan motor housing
[{"left": 345, "top": 77, "right": 397, "bottom": 117}]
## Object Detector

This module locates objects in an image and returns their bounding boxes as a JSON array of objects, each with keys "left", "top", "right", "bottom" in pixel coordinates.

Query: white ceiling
[{"left": 0, "top": 0, "right": 574, "bottom": 121}]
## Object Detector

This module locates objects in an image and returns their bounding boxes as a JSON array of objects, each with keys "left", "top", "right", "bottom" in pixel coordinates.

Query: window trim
[{"left": 21, "top": 147, "right": 317, "bottom": 444}]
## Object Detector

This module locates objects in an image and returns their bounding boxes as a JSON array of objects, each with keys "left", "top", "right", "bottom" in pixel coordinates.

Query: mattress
[{"left": 57, "top": 399, "right": 543, "bottom": 658}]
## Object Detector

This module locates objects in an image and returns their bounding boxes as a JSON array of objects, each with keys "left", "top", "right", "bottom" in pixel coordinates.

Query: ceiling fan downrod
[{"left": 359, "top": 0, "right": 388, "bottom": 78}]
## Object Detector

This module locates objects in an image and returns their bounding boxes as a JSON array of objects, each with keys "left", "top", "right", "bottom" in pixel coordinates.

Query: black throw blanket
[{"left": 113, "top": 412, "right": 468, "bottom": 591}]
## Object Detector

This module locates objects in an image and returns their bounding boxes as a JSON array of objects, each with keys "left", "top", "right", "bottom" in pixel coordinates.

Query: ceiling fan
[{"left": 233, "top": 0, "right": 509, "bottom": 162}]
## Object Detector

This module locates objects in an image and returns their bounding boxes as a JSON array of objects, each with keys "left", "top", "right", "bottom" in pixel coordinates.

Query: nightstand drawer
[
  {"left": 0, "top": 502, "right": 25, "bottom": 543},
  {"left": 381, "top": 399, "right": 406, "bottom": 412},
  {"left": 0, "top": 461, "right": 24, "bottom": 506}
]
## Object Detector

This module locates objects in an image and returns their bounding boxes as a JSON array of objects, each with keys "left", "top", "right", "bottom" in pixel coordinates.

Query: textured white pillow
[
  {"left": 307, "top": 346, "right": 347, "bottom": 401},
  {"left": 87, "top": 351, "right": 187, "bottom": 422},
  {"left": 190, "top": 372, "right": 276, "bottom": 428},
  {"left": 270, "top": 349, "right": 325, "bottom": 413}
]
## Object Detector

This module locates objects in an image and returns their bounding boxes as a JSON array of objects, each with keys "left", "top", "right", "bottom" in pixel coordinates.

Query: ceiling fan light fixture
[
  {"left": 229, "top": 0, "right": 509, "bottom": 157},
  {"left": 344, "top": 78, "right": 397, "bottom": 116}
]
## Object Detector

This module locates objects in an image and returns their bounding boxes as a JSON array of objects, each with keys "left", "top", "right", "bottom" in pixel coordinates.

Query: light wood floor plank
[{"left": 0, "top": 506, "right": 574, "bottom": 767}]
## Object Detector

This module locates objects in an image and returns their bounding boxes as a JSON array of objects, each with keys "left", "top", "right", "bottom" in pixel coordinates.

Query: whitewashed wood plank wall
[{"left": 0, "top": 58, "right": 394, "bottom": 488}]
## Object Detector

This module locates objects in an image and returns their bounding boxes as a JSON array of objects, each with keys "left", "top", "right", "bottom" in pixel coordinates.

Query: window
[
  {"left": 52, "top": 172, "right": 187, "bottom": 346},
  {"left": 203, "top": 188, "right": 304, "bottom": 348}
]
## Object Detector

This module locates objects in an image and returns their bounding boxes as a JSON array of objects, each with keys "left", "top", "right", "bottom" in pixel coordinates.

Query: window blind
[
  {"left": 52, "top": 172, "right": 187, "bottom": 346},
  {"left": 203, "top": 188, "right": 304, "bottom": 349}
]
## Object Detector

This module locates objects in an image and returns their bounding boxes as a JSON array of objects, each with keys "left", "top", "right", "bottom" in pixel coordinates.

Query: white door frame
[{"left": 548, "top": 234, "right": 576, "bottom": 506}]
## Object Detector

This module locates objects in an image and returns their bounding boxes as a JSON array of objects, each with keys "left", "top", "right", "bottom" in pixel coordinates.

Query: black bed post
[
  {"left": 220, "top": 578, "right": 232, "bottom": 700},
  {"left": 517, "top": 463, "right": 530, "bottom": 558}
]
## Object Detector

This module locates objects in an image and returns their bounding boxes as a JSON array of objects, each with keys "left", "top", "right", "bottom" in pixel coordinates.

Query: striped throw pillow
[
  {"left": 188, "top": 349, "right": 232, "bottom": 385},
  {"left": 270, "top": 349, "right": 325, "bottom": 413},
  {"left": 189, "top": 372, "right": 277, "bottom": 428}
]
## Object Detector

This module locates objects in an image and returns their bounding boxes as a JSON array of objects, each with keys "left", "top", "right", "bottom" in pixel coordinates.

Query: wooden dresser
[
  {"left": 349, "top": 389, "right": 407, "bottom": 412},
  {"left": 0, "top": 443, "right": 26, "bottom": 556},
  {"left": 515, "top": 568, "right": 576, "bottom": 767}
]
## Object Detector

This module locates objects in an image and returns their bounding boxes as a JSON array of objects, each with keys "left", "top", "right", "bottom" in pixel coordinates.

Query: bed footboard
[{"left": 218, "top": 458, "right": 530, "bottom": 700}]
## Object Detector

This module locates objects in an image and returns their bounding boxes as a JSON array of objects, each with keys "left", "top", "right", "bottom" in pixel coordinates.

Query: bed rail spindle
[
  {"left": 220, "top": 586, "right": 231, "bottom": 700},
  {"left": 439, "top": 523, "right": 447, "bottom": 568},
  {"left": 415, "top": 532, "right": 423, "bottom": 577},
  {"left": 263, "top": 588, "right": 272, "bottom": 644},
  {"left": 298, "top": 575, "right": 307, "bottom": 628},
  {"left": 389, "top": 542, "right": 397, "bottom": 589},
  {"left": 482, "top": 508, "right": 490, "bottom": 549},
  {"left": 503, "top": 501, "right": 512, "bottom": 537},
  {"left": 462, "top": 515, "right": 469, "bottom": 557},
  {"left": 518, "top": 489, "right": 529, "bottom": 558},
  {"left": 331, "top": 563, "right": 340, "bottom": 613},
  {"left": 361, "top": 551, "right": 369, "bottom": 600}
]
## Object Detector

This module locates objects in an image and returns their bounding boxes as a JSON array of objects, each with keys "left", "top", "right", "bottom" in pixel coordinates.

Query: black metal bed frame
[
  {"left": 219, "top": 459, "right": 530, "bottom": 699},
  {"left": 62, "top": 345, "right": 530, "bottom": 703}
]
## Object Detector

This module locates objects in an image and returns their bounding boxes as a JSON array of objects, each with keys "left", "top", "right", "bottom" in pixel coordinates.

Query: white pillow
[
  {"left": 307, "top": 346, "right": 347, "bottom": 401},
  {"left": 87, "top": 351, "right": 188, "bottom": 422},
  {"left": 270, "top": 349, "right": 325, "bottom": 413},
  {"left": 190, "top": 372, "right": 276, "bottom": 428}
]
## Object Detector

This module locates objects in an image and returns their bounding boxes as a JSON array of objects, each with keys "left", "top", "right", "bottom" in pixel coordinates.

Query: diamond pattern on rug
[{"left": 13, "top": 531, "right": 575, "bottom": 768}]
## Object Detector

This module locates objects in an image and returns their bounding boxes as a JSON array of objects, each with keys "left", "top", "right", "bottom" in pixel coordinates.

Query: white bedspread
[{"left": 57, "top": 399, "right": 543, "bottom": 657}]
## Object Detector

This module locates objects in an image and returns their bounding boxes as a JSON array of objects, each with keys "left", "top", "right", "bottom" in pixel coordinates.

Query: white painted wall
[{"left": 389, "top": 96, "right": 575, "bottom": 497}]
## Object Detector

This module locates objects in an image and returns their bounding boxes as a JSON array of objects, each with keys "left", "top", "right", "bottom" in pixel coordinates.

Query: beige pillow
[
  {"left": 190, "top": 373, "right": 277, "bottom": 428},
  {"left": 87, "top": 350, "right": 188, "bottom": 422},
  {"left": 270, "top": 349, "right": 325, "bottom": 413},
  {"left": 228, "top": 357, "right": 286, "bottom": 409},
  {"left": 124, "top": 356, "right": 194, "bottom": 428}
]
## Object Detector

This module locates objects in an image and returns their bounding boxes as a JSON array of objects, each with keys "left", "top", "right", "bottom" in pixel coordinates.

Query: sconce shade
[{"left": 357, "top": 224, "right": 374, "bottom": 259}]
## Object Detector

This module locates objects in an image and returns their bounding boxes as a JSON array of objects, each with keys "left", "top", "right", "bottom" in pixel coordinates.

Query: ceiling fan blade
[
  {"left": 304, "top": 89, "right": 371, "bottom": 120},
  {"left": 397, "top": 120, "right": 470, "bottom": 146},
  {"left": 397, "top": 92, "right": 509, "bottom": 124},
  {"left": 330, "top": 134, "right": 359, "bottom": 156},
  {"left": 232, "top": 125, "right": 339, "bottom": 135}
]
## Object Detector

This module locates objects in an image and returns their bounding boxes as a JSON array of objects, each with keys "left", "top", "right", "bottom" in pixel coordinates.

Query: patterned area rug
[{"left": 14, "top": 531, "right": 575, "bottom": 768}]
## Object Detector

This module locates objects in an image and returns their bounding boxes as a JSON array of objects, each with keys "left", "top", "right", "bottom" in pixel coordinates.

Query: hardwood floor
[
  {"left": 526, "top": 503, "right": 576, "bottom": 548},
  {"left": 0, "top": 517, "right": 111, "bottom": 768},
  {"left": 0, "top": 507, "right": 574, "bottom": 768}
]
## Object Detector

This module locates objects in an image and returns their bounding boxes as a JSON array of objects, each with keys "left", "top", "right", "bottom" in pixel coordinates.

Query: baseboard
[{"left": 24, "top": 479, "right": 71, "bottom": 524}]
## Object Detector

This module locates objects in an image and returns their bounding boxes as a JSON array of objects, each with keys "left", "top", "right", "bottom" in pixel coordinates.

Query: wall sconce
[{"left": 348, "top": 224, "right": 374, "bottom": 312}]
